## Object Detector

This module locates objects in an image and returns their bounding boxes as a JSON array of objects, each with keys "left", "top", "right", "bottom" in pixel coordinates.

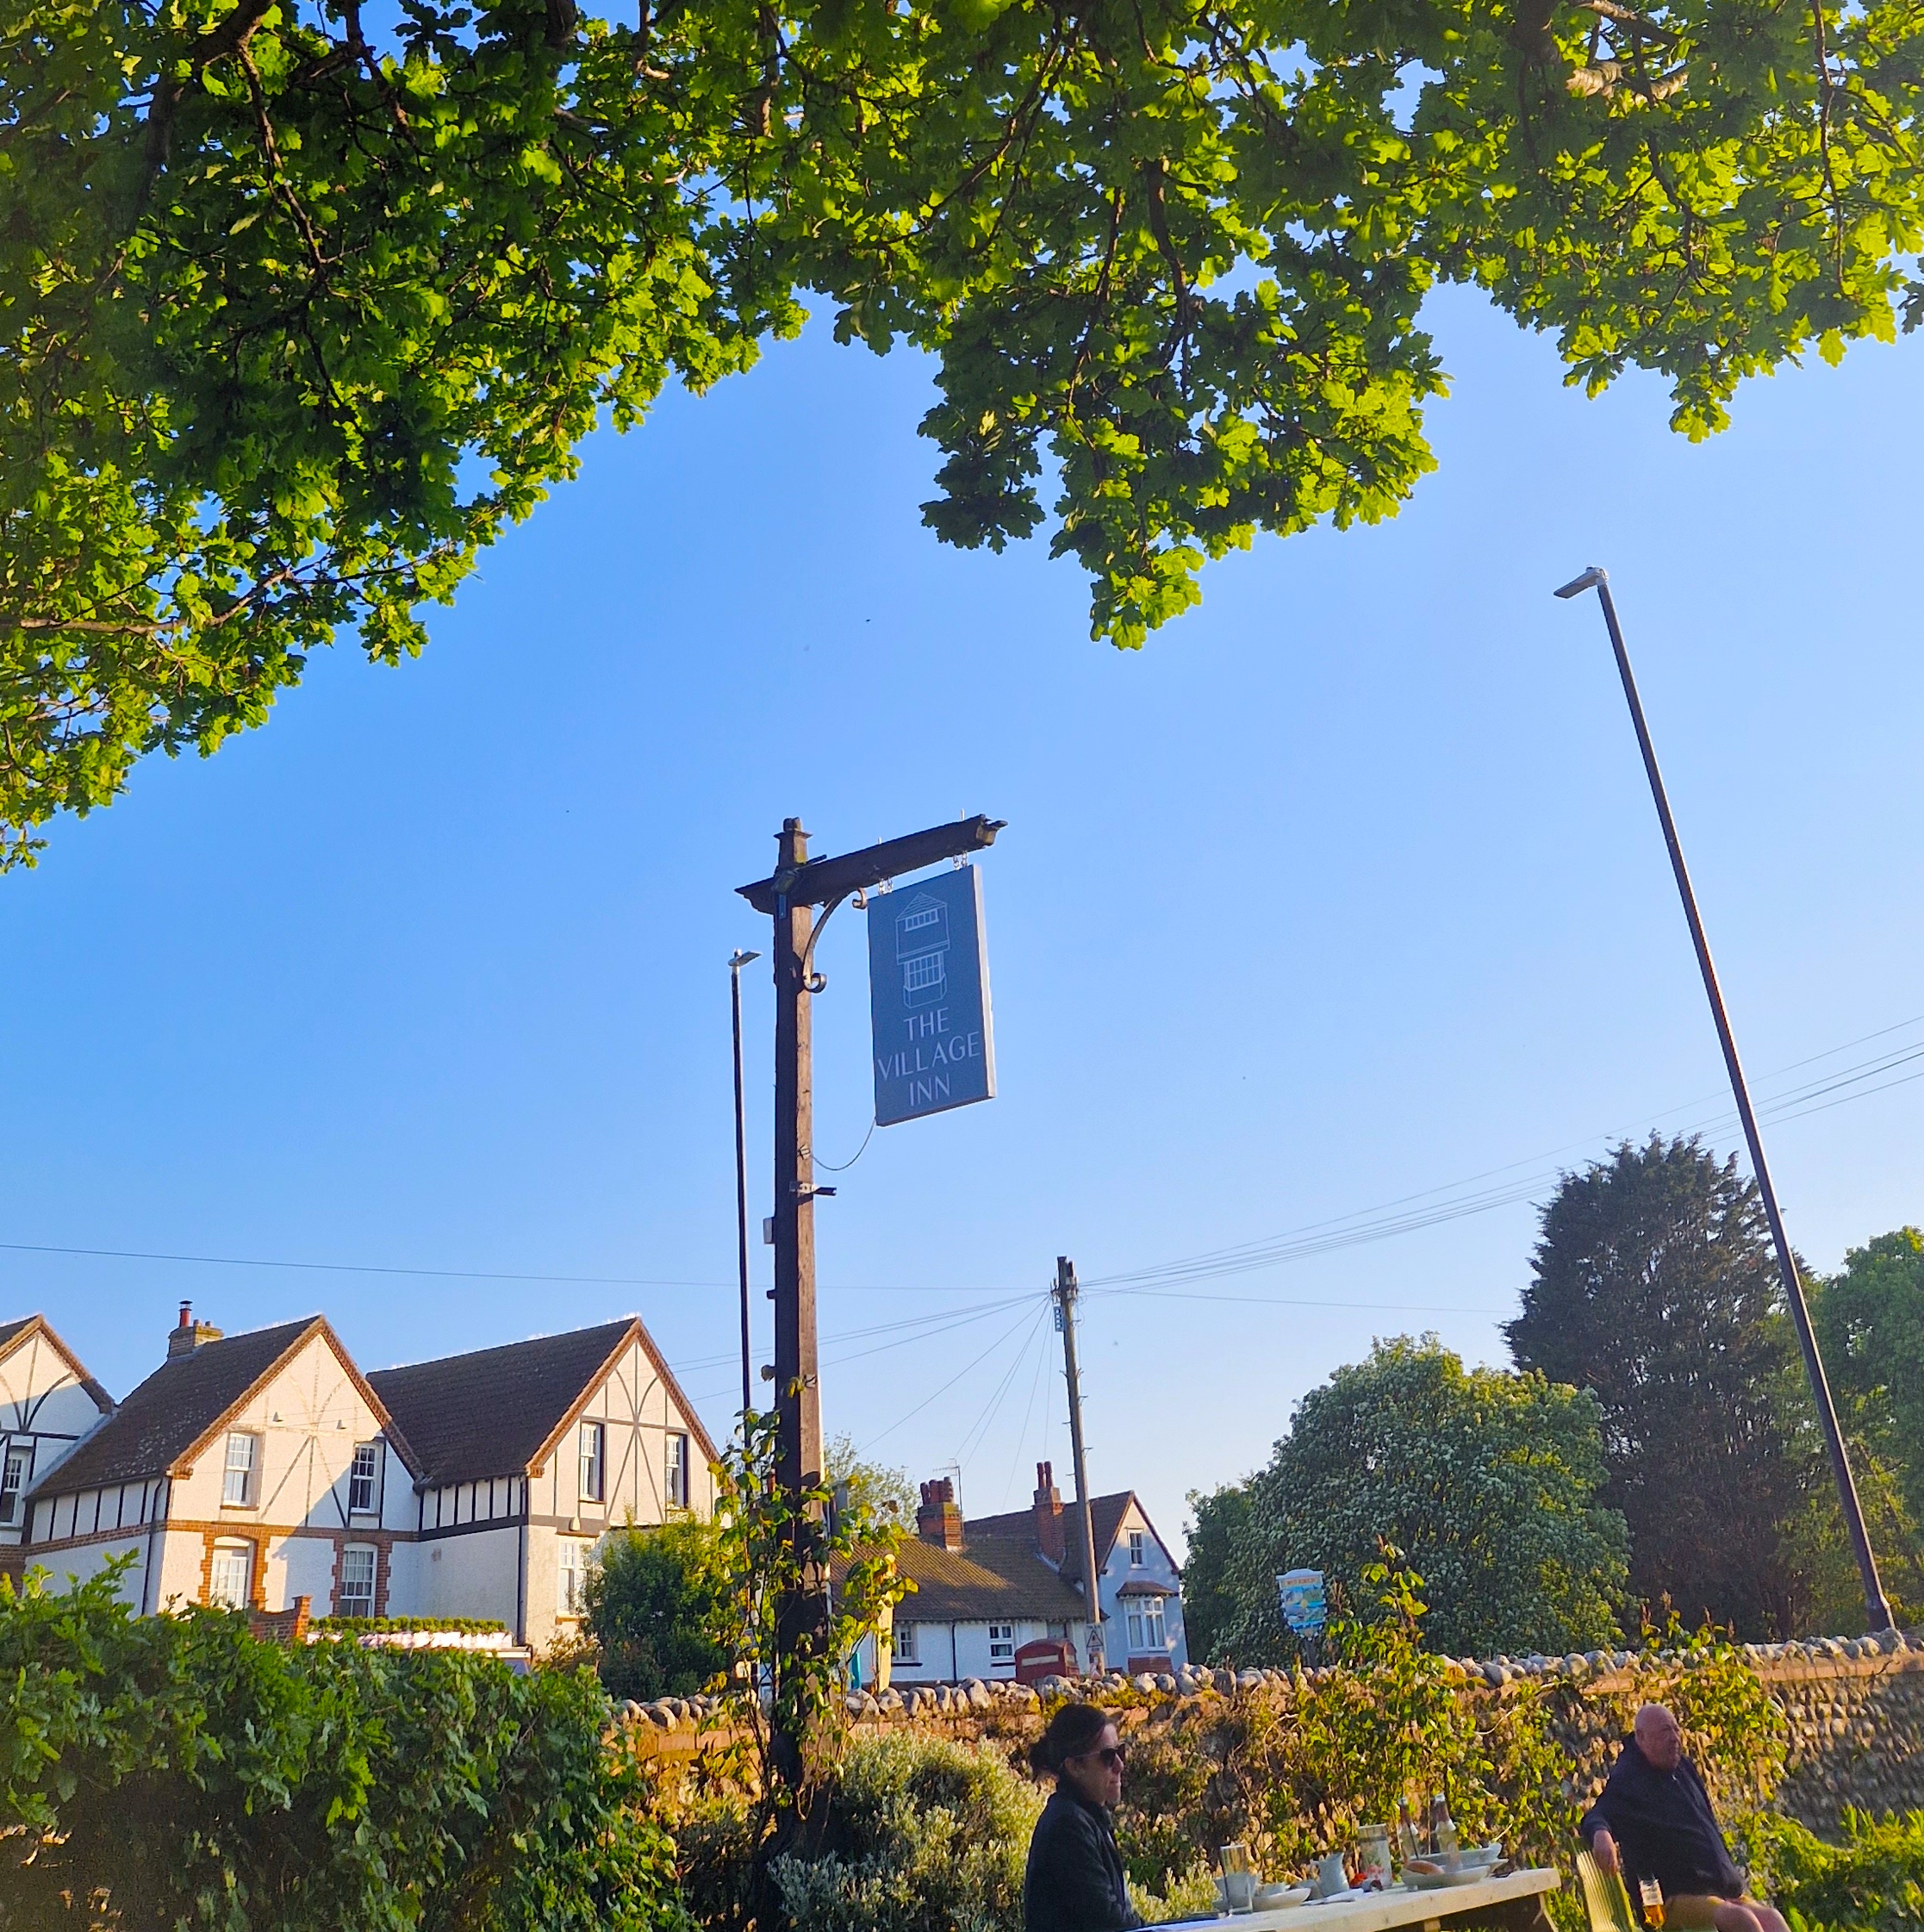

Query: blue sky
[{"left": 5, "top": 284, "right": 1921, "bottom": 1557}]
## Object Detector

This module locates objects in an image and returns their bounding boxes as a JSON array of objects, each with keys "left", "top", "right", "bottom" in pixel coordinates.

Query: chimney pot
[
  {"left": 167, "top": 1306, "right": 224, "bottom": 1360},
  {"left": 1032, "top": 1461, "right": 1065, "bottom": 1564},
  {"left": 916, "top": 1477, "right": 964, "bottom": 1552}
]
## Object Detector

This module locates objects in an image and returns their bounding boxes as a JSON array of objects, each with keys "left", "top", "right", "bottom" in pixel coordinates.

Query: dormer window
[{"left": 222, "top": 1432, "right": 258, "bottom": 1506}]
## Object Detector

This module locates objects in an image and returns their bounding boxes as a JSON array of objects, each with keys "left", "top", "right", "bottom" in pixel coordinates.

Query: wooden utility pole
[
  {"left": 1053, "top": 1256, "right": 1105, "bottom": 1674},
  {"left": 769, "top": 820, "right": 822, "bottom": 1527},
  {"left": 738, "top": 812, "right": 1006, "bottom": 1763}
]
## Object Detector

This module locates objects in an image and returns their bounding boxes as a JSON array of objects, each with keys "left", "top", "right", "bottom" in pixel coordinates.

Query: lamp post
[
  {"left": 1554, "top": 565, "right": 1893, "bottom": 1632},
  {"left": 729, "top": 948, "right": 761, "bottom": 1420}
]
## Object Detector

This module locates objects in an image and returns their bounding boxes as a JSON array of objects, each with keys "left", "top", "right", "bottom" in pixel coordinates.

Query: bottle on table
[
  {"left": 1429, "top": 1792, "right": 1460, "bottom": 1869},
  {"left": 1396, "top": 1800, "right": 1423, "bottom": 1873}
]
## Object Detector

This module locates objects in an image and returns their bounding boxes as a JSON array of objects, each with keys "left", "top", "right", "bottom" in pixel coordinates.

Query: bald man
[{"left": 1580, "top": 1704, "right": 1788, "bottom": 1932}]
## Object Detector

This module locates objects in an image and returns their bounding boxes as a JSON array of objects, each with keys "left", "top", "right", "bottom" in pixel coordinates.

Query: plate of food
[{"left": 1401, "top": 1862, "right": 1486, "bottom": 1890}]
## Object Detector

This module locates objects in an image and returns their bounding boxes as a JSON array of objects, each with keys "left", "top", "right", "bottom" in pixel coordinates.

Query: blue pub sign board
[{"left": 867, "top": 864, "right": 996, "bottom": 1126}]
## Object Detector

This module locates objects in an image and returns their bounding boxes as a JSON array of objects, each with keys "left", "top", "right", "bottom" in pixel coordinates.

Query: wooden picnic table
[{"left": 1172, "top": 1867, "right": 1562, "bottom": 1932}]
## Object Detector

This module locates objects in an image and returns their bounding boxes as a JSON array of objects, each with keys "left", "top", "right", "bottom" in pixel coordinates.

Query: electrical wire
[
  {"left": 952, "top": 1299, "right": 1051, "bottom": 1471},
  {"left": 858, "top": 1299, "right": 1049, "bottom": 1452},
  {"left": 997, "top": 1313, "right": 1055, "bottom": 1511},
  {"left": 8, "top": 1009, "right": 1920, "bottom": 1305},
  {"left": 813, "top": 1119, "right": 878, "bottom": 1173}
]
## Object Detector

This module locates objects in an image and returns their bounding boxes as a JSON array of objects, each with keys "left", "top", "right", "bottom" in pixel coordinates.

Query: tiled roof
[
  {"left": 32, "top": 1318, "right": 322, "bottom": 1493},
  {"left": 368, "top": 1317, "right": 716, "bottom": 1488},
  {"left": 968, "top": 1491, "right": 1136, "bottom": 1584},
  {"left": 840, "top": 1535, "right": 1090, "bottom": 1624},
  {"left": 0, "top": 1314, "right": 115, "bottom": 1415}
]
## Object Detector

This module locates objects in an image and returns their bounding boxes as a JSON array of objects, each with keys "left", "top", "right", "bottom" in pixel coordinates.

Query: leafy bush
[
  {"left": 1, "top": 1562, "right": 689, "bottom": 1932},
  {"left": 1746, "top": 1809, "right": 1924, "bottom": 1932},
  {"left": 586, "top": 1517, "right": 734, "bottom": 1702},
  {"left": 770, "top": 1731, "right": 1043, "bottom": 1932}
]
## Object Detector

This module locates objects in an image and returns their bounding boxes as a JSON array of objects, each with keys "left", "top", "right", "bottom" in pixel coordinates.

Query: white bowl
[{"left": 1255, "top": 1885, "right": 1313, "bottom": 1910}]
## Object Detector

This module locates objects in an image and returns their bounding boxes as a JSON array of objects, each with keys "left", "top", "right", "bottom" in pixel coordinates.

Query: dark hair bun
[{"left": 1030, "top": 1702, "right": 1113, "bottom": 1775}]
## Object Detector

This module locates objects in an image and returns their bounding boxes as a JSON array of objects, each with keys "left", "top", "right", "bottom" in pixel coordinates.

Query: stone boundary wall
[{"left": 613, "top": 1629, "right": 1924, "bottom": 1835}]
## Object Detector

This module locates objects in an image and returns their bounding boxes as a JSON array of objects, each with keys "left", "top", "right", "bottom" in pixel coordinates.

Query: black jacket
[
  {"left": 1579, "top": 1739, "right": 1744, "bottom": 1901},
  {"left": 1024, "top": 1784, "right": 1145, "bottom": 1932}
]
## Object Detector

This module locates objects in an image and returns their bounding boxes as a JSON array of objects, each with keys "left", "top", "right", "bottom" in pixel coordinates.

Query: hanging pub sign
[{"left": 867, "top": 863, "right": 996, "bottom": 1125}]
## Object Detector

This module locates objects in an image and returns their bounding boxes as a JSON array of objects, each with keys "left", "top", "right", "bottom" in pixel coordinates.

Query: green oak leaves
[{"left": 3, "top": 0, "right": 1921, "bottom": 857}]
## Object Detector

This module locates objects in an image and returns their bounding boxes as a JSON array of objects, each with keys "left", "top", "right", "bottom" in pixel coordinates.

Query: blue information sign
[
  {"left": 867, "top": 864, "right": 996, "bottom": 1126},
  {"left": 1276, "top": 1569, "right": 1326, "bottom": 1636}
]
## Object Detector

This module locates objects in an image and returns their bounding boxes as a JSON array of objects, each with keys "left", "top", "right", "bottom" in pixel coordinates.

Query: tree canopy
[
  {"left": 1816, "top": 1226, "right": 1924, "bottom": 1521},
  {"left": 4, "top": 0, "right": 1923, "bottom": 857},
  {"left": 1194, "top": 1334, "right": 1627, "bottom": 1663},
  {"left": 1505, "top": 1134, "right": 1828, "bottom": 1638}
]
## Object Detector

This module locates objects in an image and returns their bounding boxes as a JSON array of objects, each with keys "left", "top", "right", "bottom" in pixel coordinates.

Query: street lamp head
[
  {"left": 730, "top": 949, "right": 762, "bottom": 969},
  {"left": 1554, "top": 566, "right": 1607, "bottom": 600}
]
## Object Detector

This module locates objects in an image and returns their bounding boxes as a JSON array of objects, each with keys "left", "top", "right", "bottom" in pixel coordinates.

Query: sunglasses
[{"left": 1074, "top": 1744, "right": 1127, "bottom": 1772}]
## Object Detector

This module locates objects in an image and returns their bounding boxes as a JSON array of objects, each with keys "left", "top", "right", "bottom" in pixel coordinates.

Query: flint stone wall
[{"left": 612, "top": 1630, "right": 1924, "bottom": 1835}]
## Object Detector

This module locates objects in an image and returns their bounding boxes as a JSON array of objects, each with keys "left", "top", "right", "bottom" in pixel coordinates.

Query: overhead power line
[{"left": 6, "top": 1008, "right": 1920, "bottom": 1303}]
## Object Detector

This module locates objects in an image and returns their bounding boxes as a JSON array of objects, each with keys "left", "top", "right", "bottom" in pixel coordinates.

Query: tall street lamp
[
  {"left": 729, "top": 947, "right": 761, "bottom": 1419},
  {"left": 1555, "top": 565, "right": 1892, "bottom": 1632}
]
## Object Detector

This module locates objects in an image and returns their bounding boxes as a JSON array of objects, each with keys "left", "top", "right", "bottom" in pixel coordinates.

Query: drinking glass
[
  {"left": 1219, "top": 1844, "right": 1255, "bottom": 1915},
  {"left": 1639, "top": 1879, "right": 1666, "bottom": 1929}
]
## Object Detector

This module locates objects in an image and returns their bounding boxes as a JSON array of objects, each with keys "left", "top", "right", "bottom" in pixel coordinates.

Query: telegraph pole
[
  {"left": 738, "top": 812, "right": 1005, "bottom": 1765},
  {"left": 1053, "top": 1256, "right": 1105, "bottom": 1674},
  {"left": 1556, "top": 566, "right": 1893, "bottom": 1632}
]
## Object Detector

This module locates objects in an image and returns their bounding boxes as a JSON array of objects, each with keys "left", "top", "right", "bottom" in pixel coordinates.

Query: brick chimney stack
[
  {"left": 916, "top": 1478, "right": 963, "bottom": 1552},
  {"left": 167, "top": 1301, "right": 224, "bottom": 1361},
  {"left": 1033, "top": 1461, "right": 1065, "bottom": 1564}
]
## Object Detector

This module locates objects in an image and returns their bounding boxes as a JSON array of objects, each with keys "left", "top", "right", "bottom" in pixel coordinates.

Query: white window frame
[
  {"left": 338, "top": 1543, "right": 377, "bottom": 1617},
  {"left": 1127, "top": 1605, "right": 1145, "bottom": 1650},
  {"left": 987, "top": 1622, "right": 1015, "bottom": 1664},
  {"left": 0, "top": 1443, "right": 28, "bottom": 1524},
  {"left": 209, "top": 1540, "right": 253, "bottom": 1608},
  {"left": 579, "top": 1422, "right": 605, "bottom": 1505},
  {"left": 891, "top": 1621, "right": 918, "bottom": 1664},
  {"left": 1129, "top": 1529, "right": 1146, "bottom": 1567},
  {"left": 348, "top": 1443, "right": 381, "bottom": 1516},
  {"left": 222, "top": 1432, "right": 258, "bottom": 1507},
  {"left": 665, "top": 1431, "right": 689, "bottom": 1511},
  {"left": 557, "top": 1538, "right": 588, "bottom": 1617}
]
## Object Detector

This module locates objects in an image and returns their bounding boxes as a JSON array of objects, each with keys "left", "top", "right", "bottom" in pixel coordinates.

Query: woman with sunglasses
[{"left": 1024, "top": 1704, "right": 1144, "bottom": 1932}]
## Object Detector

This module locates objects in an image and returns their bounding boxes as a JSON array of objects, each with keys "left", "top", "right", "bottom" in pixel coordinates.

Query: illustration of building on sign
[{"left": 895, "top": 894, "right": 950, "bottom": 1007}]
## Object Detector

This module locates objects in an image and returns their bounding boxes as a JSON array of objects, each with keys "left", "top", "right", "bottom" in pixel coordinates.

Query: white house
[
  {"left": 971, "top": 1463, "right": 1189, "bottom": 1675},
  {"left": 848, "top": 1464, "right": 1189, "bottom": 1686},
  {"left": 6, "top": 1305, "right": 715, "bottom": 1648},
  {"left": 0, "top": 1316, "right": 113, "bottom": 1547},
  {"left": 11, "top": 1308, "right": 419, "bottom": 1618},
  {"left": 367, "top": 1315, "right": 718, "bottom": 1648}
]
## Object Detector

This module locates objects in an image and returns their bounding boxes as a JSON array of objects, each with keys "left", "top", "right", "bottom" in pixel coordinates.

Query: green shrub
[
  {"left": 587, "top": 1517, "right": 733, "bottom": 1703},
  {"left": 770, "top": 1731, "right": 1043, "bottom": 1932},
  {"left": 1, "top": 1562, "right": 689, "bottom": 1932},
  {"left": 310, "top": 1614, "right": 508, "bottom": 1635},
  {"left": 1746, "top": 1809, "right": 1924, "bottom": 1932}
]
